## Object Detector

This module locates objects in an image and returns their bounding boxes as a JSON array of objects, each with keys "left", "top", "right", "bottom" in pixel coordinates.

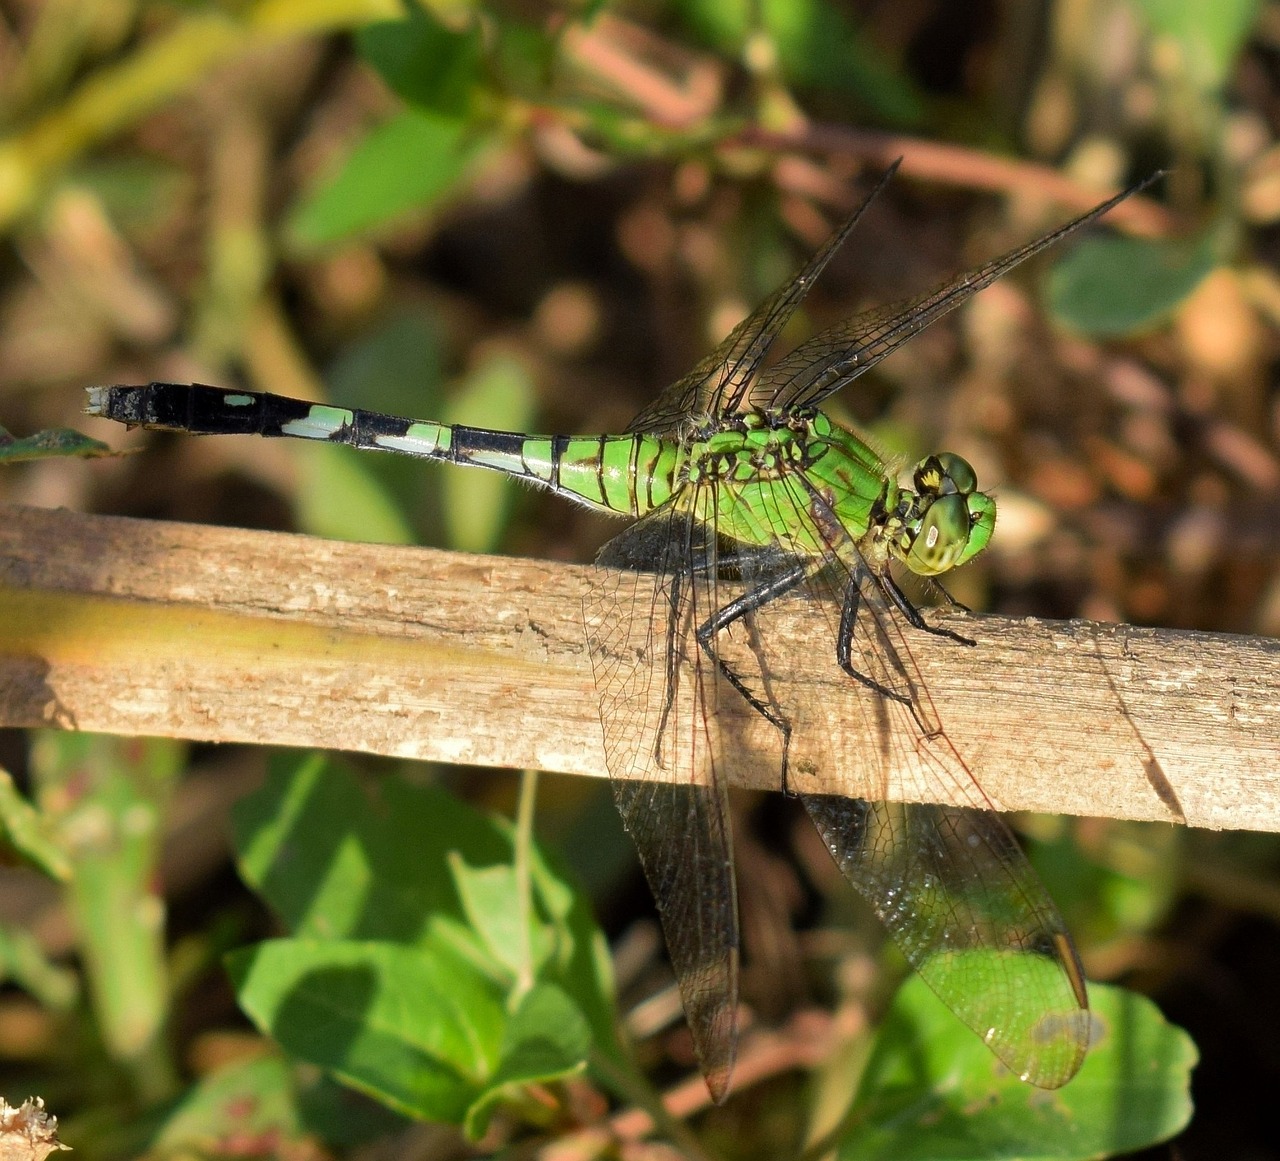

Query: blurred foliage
[{"left": 2, "top": 0, "right": 1280, "bottom": 1156}]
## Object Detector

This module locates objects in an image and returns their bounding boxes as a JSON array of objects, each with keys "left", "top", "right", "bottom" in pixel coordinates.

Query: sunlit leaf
[
  {"left": 227, "top": 936, "right": 510, "bottom": 1126},
  {"left": 840, "top": 978, "right": 1196, "bottom": 1160}
]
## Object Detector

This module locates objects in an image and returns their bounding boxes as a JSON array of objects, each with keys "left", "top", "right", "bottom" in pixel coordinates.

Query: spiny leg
[
  {"left": 880, "top": 571, "right": 975, "bottom": 647},
  {"left": 694, "top": 561, "right": 808, "bottom": 794},
  {"left": 835, "top": 574, "right": 915, "bottom": 707}
]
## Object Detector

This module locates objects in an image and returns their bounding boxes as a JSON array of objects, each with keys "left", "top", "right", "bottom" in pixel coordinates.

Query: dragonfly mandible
[{"left": 87, "top": 161, "right": 1160, "bottom": 1101}]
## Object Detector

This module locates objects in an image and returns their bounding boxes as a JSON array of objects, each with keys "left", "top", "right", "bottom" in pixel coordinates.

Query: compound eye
[
  {"left": 903, "top": 494, "right": 969, "bottom": 576},
  {"left": 912, "top": 452, "right": 978, "bottom": 497},
  {"left": 935, "top": 452, "right": 977, "bottom": 495}
]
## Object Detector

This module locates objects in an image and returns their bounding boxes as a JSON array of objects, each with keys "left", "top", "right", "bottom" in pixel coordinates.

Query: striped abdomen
[{"left": 85, "top": 382, "right": 684, "bottom": 518}]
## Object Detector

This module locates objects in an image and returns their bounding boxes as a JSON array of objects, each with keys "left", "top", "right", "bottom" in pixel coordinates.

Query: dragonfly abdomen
[
  {"left": 515, "top": 433, "right": 682, "bottom": 516},
  {"left": 85, "top": 382, "right": 683, "bottom": 518}
]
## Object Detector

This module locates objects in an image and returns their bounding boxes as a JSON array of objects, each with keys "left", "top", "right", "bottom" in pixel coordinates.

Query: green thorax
[
  {"left": 683, "top": 410, "right": 892, "bottom": 556},
  {"left": 677, "top": 408, "right": 997, "bottom": 579},
  {"left": 544, "top": 408, "right": 994, "bottom": 581}
]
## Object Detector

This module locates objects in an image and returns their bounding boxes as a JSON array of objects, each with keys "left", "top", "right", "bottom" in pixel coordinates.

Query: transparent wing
[
  {"left": 724, "top": 468, "right": 1091, "bottom": 1088},
  {"left": 625, "top": 161, "right": 901, "bottom": 435},
  {"left": 584, "top": 499, "right": 742, "bottom": 1101},
  {"left": 751, "top": 172, "right": 1162, "bottom": 414}
]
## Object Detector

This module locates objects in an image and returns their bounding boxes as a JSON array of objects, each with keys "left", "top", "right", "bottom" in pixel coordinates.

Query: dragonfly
[{"left": 87, "top": 161, "right": 1158, "bottom": 1102}]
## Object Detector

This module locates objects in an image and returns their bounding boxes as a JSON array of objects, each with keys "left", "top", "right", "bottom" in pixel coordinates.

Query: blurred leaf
[
  {"left": 491, "top": 16, "right": 559, "bottom": 98},
  {"left": 357, "top": 7, "right": 483, "bottom": 116},
  {"left": 677, "top": 0, "right": 923, "bottom": 124},
  {"left": 1029, "top": 819, "right": 1182, "bottom": 951},
  {"left": 0, "top": 767, "right": 72, "bottom": 880},
  {"left": 285, "top": 109, "right": 493, "bottom": 251},
  {"left": 1135, "top": 0, "right": 1261, "bottom": 90},
  {"left": 295, "top": 1071, "right": 411, "bottom": 1146},
  {"left": 149, "top": 1054, "right": 303, "bottom": 1156},
  {"left": 0, "top": 924, "right": 79, "bottom": 1010},
  {"left": 1045, "top": 227, "right": 1220, "bottom": 337},
  {"left": 0, "top": 426, "right": 110, "bottom": 463},
  {"left": 326, "top": 311, "right": 447, "bottom": 544},
  {"left": 31, "top": 733, "right": 184, "bottom": 1064},
  {"left": 291, "top": 440, "right": 417, "bottom": 545},
  {"left": 441, "top": 353, "right": 537, "bottom": 552},
  {"left": 841, "top": 978, "right": 1196, "bottom": 1160},
  {"left": 328, "top": 311, "right": 445, "bottom": 418}
]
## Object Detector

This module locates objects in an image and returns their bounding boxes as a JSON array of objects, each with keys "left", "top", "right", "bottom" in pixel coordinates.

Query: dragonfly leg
[
  {"left": 931, "top": 576, "right": 971, "bottom": 614},
  {"left": 835, "top": 578, "right": 914, "bottom": 707},
  {"left": 694, "top": 562, "right": 807, "bottom": 793},
  {"left": 881, "top": 572, "right": 975, "bottom": 647}
]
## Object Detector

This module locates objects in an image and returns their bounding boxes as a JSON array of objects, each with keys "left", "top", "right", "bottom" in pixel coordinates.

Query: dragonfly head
[{"left": 897, "top": 452, "right": 996, "bottom": 576}]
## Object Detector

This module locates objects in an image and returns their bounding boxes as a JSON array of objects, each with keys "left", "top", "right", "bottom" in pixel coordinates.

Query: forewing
[
  {"left": 584, "top": 499, "right": 742, "bottom": 1101},
  {"left": 626, "top": 161, "right": 900, "bottom": 434},
  {"left": 752, "top": 172, "right": 1162, "bottom": 414}
]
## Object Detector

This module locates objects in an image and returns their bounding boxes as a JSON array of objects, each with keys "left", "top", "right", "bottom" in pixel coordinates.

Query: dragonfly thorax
[{"left": 683, "top": 408, "right": 823, "bottom": 488}]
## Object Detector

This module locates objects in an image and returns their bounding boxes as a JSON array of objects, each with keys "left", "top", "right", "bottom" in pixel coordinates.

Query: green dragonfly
[{"left": 87, "top": 161, "right": 1157, "bottom": 1101}]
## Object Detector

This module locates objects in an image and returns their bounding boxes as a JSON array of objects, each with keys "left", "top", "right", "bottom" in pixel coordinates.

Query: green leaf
[
  {"left": 1028, "top": 819, "right": 1182, "bottom": 951},
  {"left": 441, "top": 353, "right": 537, "bottom": 552},
  {"left": 285, "top": 109, "right": 493, "bottom": 251},
  {"left": 227, "top": 936, "right": 508, "bottom": 1125},
  {"left": 357, "top": 8, "right": 483, "bottom": 116},
  {"left": 448, "top": 855, "right": 545, "bottom": 982},
  {"left": 464, "top": 983, "right": 592, "bottom": 1139},
  {"left": 0, "top": 425, "right": 111, "bottom": 463},
  {"left": 840, "top": 979, "right": 1196, "bottom": 1160},
  {"left": 1136, "top": 0, "right": 1261, "bottom": 90},
  {"left": 328, "top": 311, "right": 445, "bottom": 420},
  {"left": 231, "top": 756, "right": 620, "bottom": 1083},
  {"left": 1045, "top": 227, "right": 1221, "bottom": 337},
  {"left": 232, "top": 754, "right": 509, "bottom": 945}
]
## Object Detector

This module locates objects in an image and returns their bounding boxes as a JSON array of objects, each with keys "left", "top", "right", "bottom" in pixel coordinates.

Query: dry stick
[{"left": 1, "top": 504, "right": 1276, "bottom": 832}]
